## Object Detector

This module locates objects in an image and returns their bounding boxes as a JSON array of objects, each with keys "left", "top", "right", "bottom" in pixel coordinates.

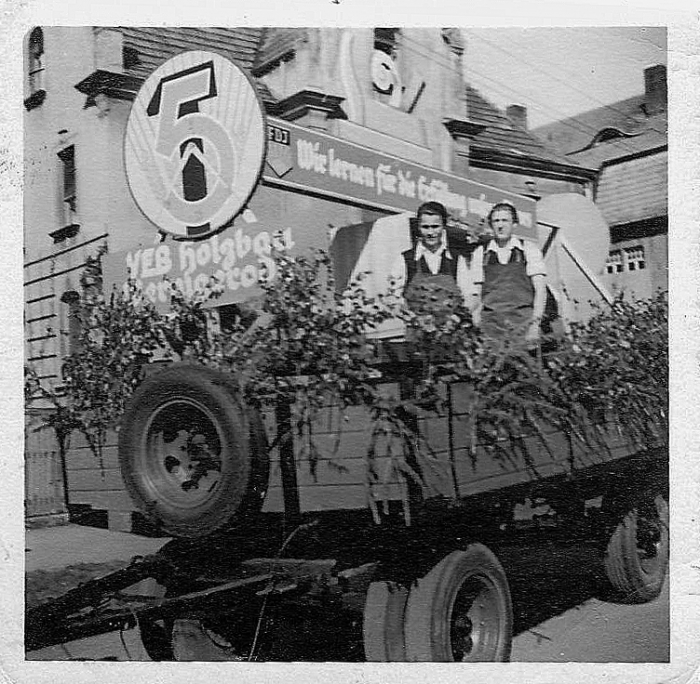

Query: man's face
[
  {"left": 418, "top": 213, "right": 444, "bottom": 252},
  {"left": 490, "top": 209, "right": 515, "bottom": 245}
]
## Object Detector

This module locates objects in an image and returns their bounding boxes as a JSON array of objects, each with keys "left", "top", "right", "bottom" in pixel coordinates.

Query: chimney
[
  {"left": 644, "top": 64, "right": 667, "bottom": 116},
  {"left": 507, "top": 104, "right": 528, "bottom": 130}
]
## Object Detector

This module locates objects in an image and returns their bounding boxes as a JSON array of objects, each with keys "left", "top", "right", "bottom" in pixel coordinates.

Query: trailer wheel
[
  {"left": 603, "top": 492, "right": 669, "bottom": 603},
  {"left": 403, "top": 544, "right": 512, "bottom": 662},
  {"left": 119, "top": 364, "right": 268, "bottom": 538},
  {"left": 171, "top": 619, "right": 247, "bottom": 661},
  {"left": 363, "top": 581, "right": 408, "bottom": 661}
]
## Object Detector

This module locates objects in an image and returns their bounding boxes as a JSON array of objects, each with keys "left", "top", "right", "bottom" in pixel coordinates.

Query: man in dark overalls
[
  {"left": 389, "top": 201, "right": 473, "bottom": 313},
  {"left": 471, "top": 202, "right": 546, "bottom": 345}
]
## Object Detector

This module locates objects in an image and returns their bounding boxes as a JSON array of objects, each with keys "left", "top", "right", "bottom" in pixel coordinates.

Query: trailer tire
[
  {"left": 403, "top": 544, "right": 513, "bottom": 662},
  {"left": 603, "top": 492, "right": 669, "bottom": 603},
  {"left": 363, "top": 581, "right": 408, "bottom": 661},
  {"left": 119, "top": 364, "right": 268, "bottom": 538}
]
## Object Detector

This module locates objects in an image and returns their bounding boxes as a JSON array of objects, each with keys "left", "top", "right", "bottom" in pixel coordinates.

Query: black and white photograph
[{"left": 3, "top": 4, "right": 700, "bottom": 683}]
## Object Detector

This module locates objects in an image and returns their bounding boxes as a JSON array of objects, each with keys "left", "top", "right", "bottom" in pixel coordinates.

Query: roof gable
[
  {"left": 466, "top": 86, "right": 582, "bottom": 168},
  {"left": 119, "top": 27, "right": 264, "bottom": 77},
  {"left": 119, "top": 27, "right": 275, "bottom": 104},
  {"left": 533, "top": 94, "right": 668, "bottom": 158}
]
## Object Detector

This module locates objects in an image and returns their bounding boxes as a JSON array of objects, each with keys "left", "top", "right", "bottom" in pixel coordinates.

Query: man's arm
[
  {"left": 387, "top": 254, "right": 407, "bottom": 309},
  {"left": 531, "top": 273, "right": 546, "bottom": 322},
  {"left": 468, "top": 245, "right": 484, "bottom": 324},
  {"left": 527, "top": 273, "right": 547, "bottom": 341},
  {"left": 456, "top": 255, "right": 478, "bottom": 310}
]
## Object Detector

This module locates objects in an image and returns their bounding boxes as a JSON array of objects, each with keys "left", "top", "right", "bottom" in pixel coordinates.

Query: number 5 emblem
[{"left": 125, "top": 51, "right": 266, "bottom": 239}]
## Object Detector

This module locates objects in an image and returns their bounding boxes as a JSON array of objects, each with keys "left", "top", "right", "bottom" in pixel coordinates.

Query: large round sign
[{"left": 124, "top": 51, "right": 266, "bottom": 239}]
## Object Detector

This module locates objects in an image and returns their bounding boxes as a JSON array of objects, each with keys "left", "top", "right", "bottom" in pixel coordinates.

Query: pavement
[{"left": 25, "top": 523, "right": 170, "bottom": 573}]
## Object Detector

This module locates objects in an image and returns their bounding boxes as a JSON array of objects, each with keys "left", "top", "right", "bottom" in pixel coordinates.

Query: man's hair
[
  {"left": 487, "top": 202, "right": 519, "bottom": 226},
  {"left": 417, "top": 201, "right": 448, "bottom": 226}
]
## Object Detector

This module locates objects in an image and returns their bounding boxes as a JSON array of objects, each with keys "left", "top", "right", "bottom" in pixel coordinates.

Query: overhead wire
[
  {"left": 399, "top": 31, "right": 643, "bottom": 156},
  {"left": 463, "top": 28, "right": 657, "bottom": 125},
  {"left": 396, "top": 31, "right": 646, "bottom": 157},
  {"left": 399, "top": 33, "right": 616, "bottom": 145}
]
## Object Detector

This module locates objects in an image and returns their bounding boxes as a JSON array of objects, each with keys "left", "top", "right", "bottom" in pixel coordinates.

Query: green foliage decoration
[{"left": 25, "top": 240, "right": 668, "bottom": 519}]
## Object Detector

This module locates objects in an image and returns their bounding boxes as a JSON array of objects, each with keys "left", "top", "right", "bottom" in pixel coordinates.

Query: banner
[
  {"left": 264, "top": 117, "right": 537, "bottom": 234},
  {"left": 102, "top": 221, "right": 301, "bottom": 309}
]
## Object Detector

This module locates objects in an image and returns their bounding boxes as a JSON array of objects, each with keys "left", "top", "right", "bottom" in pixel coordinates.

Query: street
[{"left": 26, "top": 539, "right": 669, "bottom": 663}]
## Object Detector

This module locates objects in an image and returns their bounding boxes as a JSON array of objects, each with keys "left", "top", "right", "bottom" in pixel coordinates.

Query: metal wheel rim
[
  {"left": 448, "top": 573, "right": 502, "bottom": 662},
  {"left": 140, "top": 398, "right": 225, "bottom": 510}
]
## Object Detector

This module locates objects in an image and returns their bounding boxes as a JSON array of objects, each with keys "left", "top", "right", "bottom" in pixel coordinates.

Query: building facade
[
  {"left": 24, "top": 27, "right": 594, "bottom": 528},
  {"left": 534, "top": 65, "right": 668, "bottom": 300}
]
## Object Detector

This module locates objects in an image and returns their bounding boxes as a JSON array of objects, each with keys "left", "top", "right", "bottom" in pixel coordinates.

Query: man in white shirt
[
  {"left": 470, "top": 202, "right": 546, "bottom": 344},
  {"left": 389, "top": 201, "right": 474, "bottom": 312}
]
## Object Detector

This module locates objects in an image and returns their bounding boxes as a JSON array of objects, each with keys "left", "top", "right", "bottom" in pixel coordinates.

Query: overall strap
[{"left": 483, "top": 239, "right": 527, "bottom": 267}]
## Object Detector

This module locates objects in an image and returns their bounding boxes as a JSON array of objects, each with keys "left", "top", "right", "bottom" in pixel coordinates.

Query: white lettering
[
  {"left": 154, "top": 245, "right": 172, "bottom": 276},
  {"left": 140, "top": 248, "right": 156, "bottom": 278},
  {"left": 209, "top": 235, "right": 221, "bottom": 264},
  {"left": 196, "top": 242, "right": 212, "bottom": 267},
  {"left": 235, "top": 228, "right": 251, "bottom": 260},
  {"left": 240, "top": 264, "right": 257, "bottom": 288},
  {"left": 376, "top": 164, "right": 397, "bottom": 196},
  {"left": 397, "top": 170, "right": 416, "bottom": 198},
  {"left": 468, "top": 193, "right": 492, "bottom": 219},
  {"left": 220, "top": 238, "right": 236, "bottom": 269},
  {"left": 193, "top": 273, "right": 209, "bottom": 292},
  {"left": 253, "top": 231, "right": 271, "bottom": 255},
  {"left": 179, "top": 242, "right": 197, "bottom": 276},
  {"left": 125, "top": 250, "right": 141, "bottom": 279},
  {"left": 296, "top": 139, "right": 327, "bottom": 174}
]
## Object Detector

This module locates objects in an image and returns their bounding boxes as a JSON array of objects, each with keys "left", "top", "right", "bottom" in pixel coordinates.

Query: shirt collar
[
  {"left": 485, "top": 236, "right": 521, "bottom": 253},
  {"left": 415, "top": 233, "right": 452, "bottom": 260}
]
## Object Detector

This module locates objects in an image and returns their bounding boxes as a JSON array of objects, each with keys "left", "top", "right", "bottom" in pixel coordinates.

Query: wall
[{"left": 605, "top": 233, "right": 667, "bottom": 300}]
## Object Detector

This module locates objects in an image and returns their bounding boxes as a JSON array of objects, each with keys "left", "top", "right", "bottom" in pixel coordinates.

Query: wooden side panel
[
  {"left": 262, "top": 400, "right": 409, "bottom": 513},
  {"left": 67, "top": 467, "right": 124, "bottom": 491},
  {"left": 63, "top": 433, "right": 131, "bottom": 512},
  {"left": 54, "top": 381, "right": 656, "bottom": 521}
]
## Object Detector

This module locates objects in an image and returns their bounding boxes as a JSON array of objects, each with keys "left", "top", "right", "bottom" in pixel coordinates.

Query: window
[
  {"left": 625, "top": 246, "right": 646, "bottom": 271},
  {"left": 606, "top": 246, "right": 646, "bottom": 274},
  {"left": 28, "top": 28, "right": 44, "bottom": 93},
  {"left": 25, "top": 27, "right": 46, "bottom": 110},
  {"left": 606, "top": 250, "right": 623, "bottom": 274},
  {"left": 58, "top": 145, "right": 77, "bottom": 227},
  {"left": 592, "top": 127, "right": 629, "bottom": 146}
]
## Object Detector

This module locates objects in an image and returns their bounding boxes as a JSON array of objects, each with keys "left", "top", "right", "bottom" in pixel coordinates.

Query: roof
[
  {"left": 595, "top": 148, "right": 667, "bottom": 227},
  {"left": 466, "top": 86, "right": 584, "bottom": 169},
  {"left": 533, "top": 94, "right": 668, "bottom": 158},
  {"left": 531, "top": 84, "right": 668, "bottom": 226},
  {"left": 118, "top": 27, "right": 275, "bottom": 104},
  {"left": 565, "top": 130, "right": 667, "bottom": 169},
  {"left": 252, "top": 28, "right": 309, "bottom": 76},
  {"left": 120, "top": 27, "right": 264, "bottom": 74}
]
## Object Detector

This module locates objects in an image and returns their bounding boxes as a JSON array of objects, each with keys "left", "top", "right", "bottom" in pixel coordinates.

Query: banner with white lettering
[{"left": 264, "top": 117, "right": 537, "bottom": 235}]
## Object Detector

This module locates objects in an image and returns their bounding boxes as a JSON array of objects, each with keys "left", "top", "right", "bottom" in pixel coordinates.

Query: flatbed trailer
[{"left": 25, "top": 350, "right": 668, "bottom": 662}]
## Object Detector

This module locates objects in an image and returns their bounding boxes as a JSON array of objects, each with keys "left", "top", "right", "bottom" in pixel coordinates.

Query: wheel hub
[{"left": 143, "top": 399, "right": 225, "bottom": 509}]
